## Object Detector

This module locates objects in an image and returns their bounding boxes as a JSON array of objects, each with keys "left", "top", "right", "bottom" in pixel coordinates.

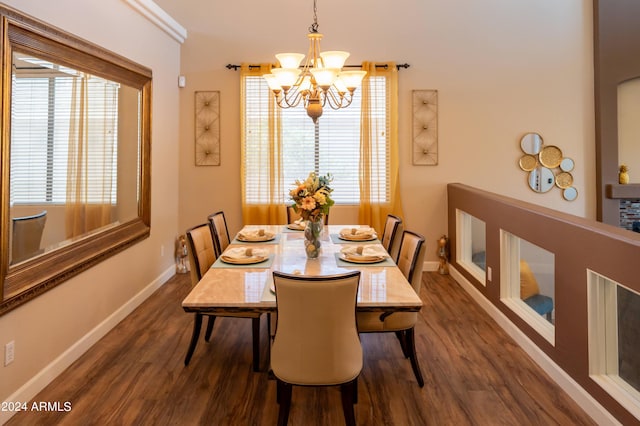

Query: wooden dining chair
[
  {"left": 356, "top": 230, "right": 426, "bottom": 387},
  {"left": 184, "top": 223, "right": 262, "bottom": 371},
  {"left": 11, "top": 210, "right": 47, "bottom": 264},
  {"left": 380, "top": 214, "right": 402, "bottom": 258},
  {"left": 271, "top": 271, "right": 362, "bottom": 426},
  {"left": 286, "top": 205, "right": 328, "bottom": 225},
  {"left": 207, "top": 211, "right": 231, "bottom": 256}
]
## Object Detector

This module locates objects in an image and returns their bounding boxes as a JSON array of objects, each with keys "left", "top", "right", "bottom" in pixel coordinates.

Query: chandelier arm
[
  {"left": 324, "top": 88, "right": 353, "bottom": 110},
  {"left": 280, "top": 88, "right": 306, "bottom": 108}
]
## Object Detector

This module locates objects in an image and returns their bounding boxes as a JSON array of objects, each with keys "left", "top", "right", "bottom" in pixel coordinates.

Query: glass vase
[{"left": 304, "top": 217, "right": 323, "bottom": 259}]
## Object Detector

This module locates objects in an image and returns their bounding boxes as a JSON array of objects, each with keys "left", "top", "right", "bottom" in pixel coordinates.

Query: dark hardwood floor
[{"left": 7, "top": 272, "right": 596, "bottom": 425}]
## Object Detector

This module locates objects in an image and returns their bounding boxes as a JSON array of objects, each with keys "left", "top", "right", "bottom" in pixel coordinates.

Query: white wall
[
  {"left": 156, "top": 0, "right": 594, "bottom": 261},
  {"left": 0, "top": 0, "right": 182, "bottom": 418}
]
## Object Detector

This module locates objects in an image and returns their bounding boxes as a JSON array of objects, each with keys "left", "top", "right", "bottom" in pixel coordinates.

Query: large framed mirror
[{"left": 0, "top": 5, "right": 151, "bottom": 315}]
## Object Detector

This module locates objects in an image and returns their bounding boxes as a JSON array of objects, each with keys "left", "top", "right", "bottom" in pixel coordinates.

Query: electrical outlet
[
  {"left": 5, "top": 340, "right": 15, "bottom": 366},
  {"left": 161, "top": 245, "right": 165, "bottom": 257}
]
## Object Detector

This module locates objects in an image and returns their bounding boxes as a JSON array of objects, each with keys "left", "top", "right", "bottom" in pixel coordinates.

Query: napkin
[
  {"left": 339, "top": 227, "right": 377, "bottom": 239},
  {"left": 287, "top": 219, "right": 306, "bottom": 230},
  {"left": 340, "top": 244, "right": 387, "bottom": 261},
  {"left": 237, "top": 228, "right": 275, "bottom": 241},
  {"left": 221, "top": 247, "right": 268, "bottom": 261}
]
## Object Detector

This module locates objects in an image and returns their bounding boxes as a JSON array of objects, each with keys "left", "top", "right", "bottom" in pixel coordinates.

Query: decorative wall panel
[
  {"left": 194, "top": 91, "right": 220, "bottom": 166},
  {"left": 412, "top": 90, "right": 438, "bottom": 165}
]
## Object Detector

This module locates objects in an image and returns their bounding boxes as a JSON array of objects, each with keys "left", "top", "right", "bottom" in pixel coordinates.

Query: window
[
  {"left": 455, "top": 210, "right": 487, "bottom": 285},
  {"left": 242, "top": 74, "right": 389, "bottom": 205},
  {"left": 10, "top": 58, "right": 119, "bottom": 205},
  {"left": 501, "top": 231, "right": 555, "bottom": 343},
  {"left": 588, "top": 271, "right": 640, "bottom": 418}
]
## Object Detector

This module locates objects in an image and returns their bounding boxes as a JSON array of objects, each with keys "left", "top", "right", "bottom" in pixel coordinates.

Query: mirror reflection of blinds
[
  {"left": 243, "top": 75, "right": 389, "bottom": 205},
  {"left": 10, "top": 73, "right": 119, "bottom": 205}
]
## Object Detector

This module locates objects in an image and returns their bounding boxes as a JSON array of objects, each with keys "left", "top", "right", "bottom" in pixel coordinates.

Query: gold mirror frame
[{"left": 0, "top": 5, "right": 152, "bottom": 315}]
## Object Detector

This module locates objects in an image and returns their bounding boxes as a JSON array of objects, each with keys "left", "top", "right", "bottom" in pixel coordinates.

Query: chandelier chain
[{"left": 308, "top": 0, "right": 319, "bottom": 33}]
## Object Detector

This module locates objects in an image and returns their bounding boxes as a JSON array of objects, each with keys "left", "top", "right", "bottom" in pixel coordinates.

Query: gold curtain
[
  {"left": 65, "top": 74, "right": 114, "bottom": 238},
  {"left": 358, "top": 62, "right": 404, "bottom": 235},
  {"left": 240, "top": 63, "right": 287, "bottom": 225}
]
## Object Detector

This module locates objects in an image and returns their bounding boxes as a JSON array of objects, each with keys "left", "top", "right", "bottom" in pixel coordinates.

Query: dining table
[{"left": 181, "top": 224, "right": 423, "bottom": 316}]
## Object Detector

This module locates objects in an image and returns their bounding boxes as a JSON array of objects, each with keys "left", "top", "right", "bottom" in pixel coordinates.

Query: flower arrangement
[{"left": 289, "top": 172, "right": 334, "bottom": 222}]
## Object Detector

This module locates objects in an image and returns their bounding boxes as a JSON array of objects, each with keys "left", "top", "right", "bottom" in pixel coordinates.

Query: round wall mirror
[
  {"left": 528, "top": 166, "right": 555, "bottom": 193},
  {"left": 520, "top": 133, "right": 544, "bottom": 155},
  {"left": 563, "top": 187, "right": 578, "bottom": 201},
  {"left": 560, "top": 157, "right": 574, "bottom": 172}
]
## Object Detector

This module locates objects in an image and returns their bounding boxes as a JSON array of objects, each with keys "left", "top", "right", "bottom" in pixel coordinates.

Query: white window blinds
[
  {"left": 10, "top": 64, "right": 119, "bottom": 205},
  {"left": 242, "top": 74, "right": 389, "bottom": 205}
]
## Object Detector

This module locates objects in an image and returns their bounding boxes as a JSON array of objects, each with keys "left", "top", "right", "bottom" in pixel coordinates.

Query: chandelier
[{"left": 263, "top": 0, "right": 366, "bottom": 123}]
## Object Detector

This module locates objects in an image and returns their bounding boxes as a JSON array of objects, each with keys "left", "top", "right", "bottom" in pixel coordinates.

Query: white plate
[
  {"left": 338, "top": 233, "right": 376, "bottom": 242},
  {"left": 220, "top": 255, "right": 268, "bottom": 265},
  {"left": 339, "top": 253, "right": 386, "bottom": 264},
  {"left": 236, "top": 233, "right": 276, "bottom": 242},
  {"left": 286, "top": 223, "right": 305, "bottom": 231}
]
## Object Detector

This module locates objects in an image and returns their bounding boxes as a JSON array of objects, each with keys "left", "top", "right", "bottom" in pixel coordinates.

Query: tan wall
[
  {"left": 155, "top": 0, "right": 595, "bottom": 261},
  {"left": 0, "top": 0, "right": 182, "bottom": 409}
]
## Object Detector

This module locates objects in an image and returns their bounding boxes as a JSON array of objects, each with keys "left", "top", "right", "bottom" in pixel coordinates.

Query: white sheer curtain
[{"left": 65, "top": 73, "right": 117, "bottom": 238}]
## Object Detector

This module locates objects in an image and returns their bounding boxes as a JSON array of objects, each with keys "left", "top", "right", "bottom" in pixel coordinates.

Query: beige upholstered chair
[
  {"left": 357, "top": 230, "right": 426, "bottom": 387},
  {"left": 286, "top": 205, "right": 328, "bottom": 225},
  {"left": 271, "top": 271, "right": 362, "bottom": 426},
  {"left": 380, "top": 214, "right": 402, "bottom": 257},
  {"left": 184, "top": 223, "right": 262, "bottom": 371},
  {"left": 11, "top": 210, "right": 47, "bottom": 264},
  {"left": 207, "top": 211, "right": 231, "bottom": 256}
]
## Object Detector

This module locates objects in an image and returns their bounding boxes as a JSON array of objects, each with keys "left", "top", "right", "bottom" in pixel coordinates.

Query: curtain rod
[{"left": 225, "top": 63, "right": 410, "bottom": 71}]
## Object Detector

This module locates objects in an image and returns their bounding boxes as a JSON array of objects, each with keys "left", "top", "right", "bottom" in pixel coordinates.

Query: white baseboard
[
  {"left": 449, "top": 266, "right": 621, "bottom": 426},
  {"left": 423, "top": 260, "right": 439, "bottom": 272},
  {"left": 0, "top": 266, "right": 175, "bottom": 426}
]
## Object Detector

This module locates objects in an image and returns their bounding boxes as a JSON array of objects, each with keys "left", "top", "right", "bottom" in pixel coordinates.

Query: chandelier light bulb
[
  {"left": 276, "top": 53, "right": 306, "bottom": 69},
  {"left": 310, "top": 67, "right": 339, "bottom": 89},
  {"left": 264, "top": 74, "right": 283, "bottom": 92},
  {"left": 337, "top": 70, "right": 366, "bottom": 90},
  {"left": 271, "top": 68, "right": 302, "bottom": 89},
  {"left": 319, "top": 51, "right": 349, "bottom": 69},
  {"left": 333, "top": 77, "right": 348, "bottom": 94}
]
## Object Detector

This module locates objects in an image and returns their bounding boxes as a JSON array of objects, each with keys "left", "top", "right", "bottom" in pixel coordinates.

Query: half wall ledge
[{"left": 606, "top": 183, "right": 640, "bottom": 199}]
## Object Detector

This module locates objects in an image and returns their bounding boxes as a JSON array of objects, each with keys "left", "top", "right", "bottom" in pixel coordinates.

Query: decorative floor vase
[{"left": 304, "top": 218, "right": 323, "bottom": 259}]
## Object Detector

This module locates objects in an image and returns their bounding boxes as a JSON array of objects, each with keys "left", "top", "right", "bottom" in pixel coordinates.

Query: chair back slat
[
  {"left": 396, "top": 231, "right": 426, "bottom": 292},
  {"left": 186, "top": 223, "right": 216, "bottom": 284},
  {"left": 381, "top": 214, "right": 402, "bottom": 254},
  {"left": 208, "top": 211, "right": 230, "bottom": 256}
]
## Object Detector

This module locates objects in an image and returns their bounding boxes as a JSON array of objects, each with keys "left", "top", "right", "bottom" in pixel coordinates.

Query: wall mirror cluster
[
  {"left": 518, "top": 133, "right": 578, "bottom": 201},
  {"left": 0, "top": 5, "right": 152, "bottom": 315}
]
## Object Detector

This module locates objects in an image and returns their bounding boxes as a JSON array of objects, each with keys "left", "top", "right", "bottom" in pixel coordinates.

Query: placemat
[
  {"left": 334, "top": 252, "right": 395, "bottom": 268},
  {"left": 211, "top": 254, "right": 275, "bottom": 269}
]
